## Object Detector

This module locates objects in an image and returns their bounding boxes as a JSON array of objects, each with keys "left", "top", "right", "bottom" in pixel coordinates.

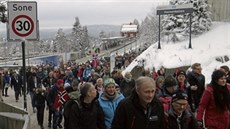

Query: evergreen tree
[
  {"left": 81, "top": 26, "right": 90, "bottom": 50},
  {"left": 54, "top": 28, "right": 68, "bottom": 53},
  {"left": 99, "top": 30, "right": 106, "bottom": 38},
  {"left": 133, "top": 19, "right": 140, "bottom": 26},
  {"left": 162, "top": 0, "right": 212, "bottom": 42},
  {"left": 71, "top": 17, "right": 90, "bottom": 52},
  {"left": 139, "top": 16, "right": 158, "bottom": 47},
  {"left": 191, "top": 0, "right": 212, "bottom": 34},
  {"left": 71, "top": 17, "right": 83, "bottom": 51}
]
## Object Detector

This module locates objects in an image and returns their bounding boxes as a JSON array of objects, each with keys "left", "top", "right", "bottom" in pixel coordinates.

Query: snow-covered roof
[
  {"left": 101, "top": 36, "right": 125, "bottom": 40},
  {"left": 121, "top": 24, "right": 138, "bottom": 33}
]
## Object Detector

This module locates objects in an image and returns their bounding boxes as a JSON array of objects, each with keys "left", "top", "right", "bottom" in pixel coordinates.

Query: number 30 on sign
[{"left": 12, "top": 15, "right": 34, "bottom": 37}]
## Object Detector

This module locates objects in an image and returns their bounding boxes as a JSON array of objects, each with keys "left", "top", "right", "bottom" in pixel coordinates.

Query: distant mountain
[
  {"left": 87, "top": 25, "right": 121, "bottom": 38},
  {"left": 0, "top": 25, "right": 121, "bottom": 40}
]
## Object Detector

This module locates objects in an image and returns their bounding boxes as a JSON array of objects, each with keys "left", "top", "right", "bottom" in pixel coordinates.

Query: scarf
[{"left": 104, "top": 91, "right": 118, "bottom": 100}]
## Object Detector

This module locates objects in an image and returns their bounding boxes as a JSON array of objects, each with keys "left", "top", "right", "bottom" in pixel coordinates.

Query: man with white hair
[{"left": 112, "top": 76, "right": 166, "bottom": 129}]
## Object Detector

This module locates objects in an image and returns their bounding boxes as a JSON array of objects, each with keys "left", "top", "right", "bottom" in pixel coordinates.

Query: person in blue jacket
[{"left": 98, "top": 78, "right": 124, "bottom": 129}]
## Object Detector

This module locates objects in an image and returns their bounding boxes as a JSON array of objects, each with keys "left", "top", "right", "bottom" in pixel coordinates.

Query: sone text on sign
[{"left": 7, "top": 1, "right": 38, "bottom": 41}]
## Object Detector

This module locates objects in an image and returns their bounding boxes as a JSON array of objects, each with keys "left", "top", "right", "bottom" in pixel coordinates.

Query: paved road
[{"left": 3, "top": 88, "right": 50, "bottom": 129}]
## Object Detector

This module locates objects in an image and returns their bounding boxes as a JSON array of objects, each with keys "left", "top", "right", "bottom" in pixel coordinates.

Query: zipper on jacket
[{"left": 130, "top": 116, "right": 136, "bottom": 129}]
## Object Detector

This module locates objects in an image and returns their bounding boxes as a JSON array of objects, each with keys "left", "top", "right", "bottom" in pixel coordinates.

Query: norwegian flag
[{"left": 54, "top": 87, "right": 70, "bottom": 109}]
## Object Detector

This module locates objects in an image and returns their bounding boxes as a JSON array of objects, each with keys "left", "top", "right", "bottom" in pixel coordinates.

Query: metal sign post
[
  {"left": 156, "top": 3, "right": 193, "bottom": 49},
  {"left": 7, "top": 1, "right": 39, "bottom": 111},
  {"left": 22, "top": 41, "right": 27, "bottom": 110}
]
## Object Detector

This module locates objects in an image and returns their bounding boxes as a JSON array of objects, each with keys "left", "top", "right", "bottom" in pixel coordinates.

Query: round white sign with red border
[
  {"left": 7, "top": 1, "right": 38, "bottom": 41},
  {"left": 12, "top": 15, "right": 34, "bottom": 37}
]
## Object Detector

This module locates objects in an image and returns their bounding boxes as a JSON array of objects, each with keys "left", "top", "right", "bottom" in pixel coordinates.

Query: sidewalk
[{"left": 2, "top": 88, "right": 50, "bottom": 129}]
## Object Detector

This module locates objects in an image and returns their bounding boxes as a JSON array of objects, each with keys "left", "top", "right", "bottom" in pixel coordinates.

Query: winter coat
[
  {"left": 187, "top": 71, "right": 205, "bottom": 111},
  {"left": 0, "top": 74, "right": 3, "bottom": 90},
  {"left": 77, "top": 68, "right": 84, "bottom": 79},
  {"left": 11, "top": 74, "right": 22, "bottom": 91},
  {"left": 119, "top": 79, "right": 135, "bottom": 97},
  {"left": 196, "top": 85, "right": 230, "bottom": 129},
  {"left": 64, "top": 90, "right": 81, "bottom": 129},
  {"left": 27, "top": 75, "right": 37, "bottom": 92},
  {"left": 165, "top": 103, "right": 200, "bottom": 129},
  {"left": 47, "top": 85, "right": 58, "bottom": 110},
  {"left": 83, "top": 68, "right": 91, "bottom": 80},
  {"left": 33, "top": 89, "right": 47, "bottom": 107},
  {"left": 3, "top": 74, "right": 10, "bottom": 84},
  {"left": 111, "top": 90, "right": 166, "bottom": 129},
  {"left": 68, "top": 96, "right": 106, "bottom": 129},
  {"left": 98, "top": 92, "right": 124, "bottom": 129},
  {"left": 43, "top": 76, "right": 55, "bottom": 87}
]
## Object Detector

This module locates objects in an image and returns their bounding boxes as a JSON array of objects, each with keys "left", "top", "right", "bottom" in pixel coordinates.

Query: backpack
[{"left": 63, "top": 98, "right": 82, "bottom": 129}]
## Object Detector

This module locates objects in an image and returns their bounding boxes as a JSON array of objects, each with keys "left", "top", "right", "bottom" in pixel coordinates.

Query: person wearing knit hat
[
  {"left": 177, "top": 70, "right": 186, "bottom": 77},
  {"left": 48, "top": 78, "right": 68, "bottom": 129},
  {"left": 164, "top": 75, "right": 177, "bottom": 88},
  {"left": 104, "top": 78, "right": 116, "bottom": 88},
  {"left": 98, "top": 78, "right": 124, "bottom": 129},
  {"left": 171, "top": 90, "right": 188, "bottom": 103},
  {"left": 165, "top": 90, "right": 199, "bottom": 129},
  {"left": 157, "top": 75, "right": 178, "bottom": 98},
  {"left": 66, "top": 82, "right": 106, "bottom": 129},
  {"left": 176, "top": 70, "right": 188, "bottom": 92},
  {"left": 56, "top": 79, "right": 64, "bottom": 86}
]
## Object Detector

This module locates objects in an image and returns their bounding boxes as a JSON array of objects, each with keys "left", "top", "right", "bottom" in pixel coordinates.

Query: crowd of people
[{"left": 0, "top": 60, "right": 229, "bottom": 129}]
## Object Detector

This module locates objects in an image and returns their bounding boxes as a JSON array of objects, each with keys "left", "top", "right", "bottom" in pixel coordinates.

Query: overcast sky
[
  {"left": 0, "top": 0, "right": 169, "bottom": 30},
  {"left": 36, "top": 0, "right": 169, "bottom": 29}
]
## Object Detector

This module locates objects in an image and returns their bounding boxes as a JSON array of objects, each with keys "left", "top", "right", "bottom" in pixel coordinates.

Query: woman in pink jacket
[{"left": 197, "top": 69, "right": 230, "bottom": 129}]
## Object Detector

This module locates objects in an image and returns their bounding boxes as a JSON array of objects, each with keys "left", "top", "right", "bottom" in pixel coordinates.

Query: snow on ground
[{"left": 124, "top": 22, "right": 230, "bottom": 83}]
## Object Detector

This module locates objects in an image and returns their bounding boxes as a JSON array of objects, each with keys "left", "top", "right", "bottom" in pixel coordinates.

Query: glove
[{"left": 197, "top": 121, "right": 203, "bottom": 128}]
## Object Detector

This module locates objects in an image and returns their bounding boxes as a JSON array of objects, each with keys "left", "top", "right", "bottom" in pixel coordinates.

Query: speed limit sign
[{"left": 7, "top": 1, "right": 39, "bottom": 41}]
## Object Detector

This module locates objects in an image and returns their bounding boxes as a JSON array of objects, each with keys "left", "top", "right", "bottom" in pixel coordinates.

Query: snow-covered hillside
[{"left": 125, "top": 22, "right": 230, "bottom": 83}]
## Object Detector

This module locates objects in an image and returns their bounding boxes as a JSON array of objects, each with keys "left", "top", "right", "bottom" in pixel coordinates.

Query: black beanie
[
  {"left": 171, "top": 90, "right": 188, "bottom": 102},
  {"left": 164, "top": 75, "right": 177, "bottom": 88},
  {"left": 177, "top": 70, "right": 186, "bottom": 77}
]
